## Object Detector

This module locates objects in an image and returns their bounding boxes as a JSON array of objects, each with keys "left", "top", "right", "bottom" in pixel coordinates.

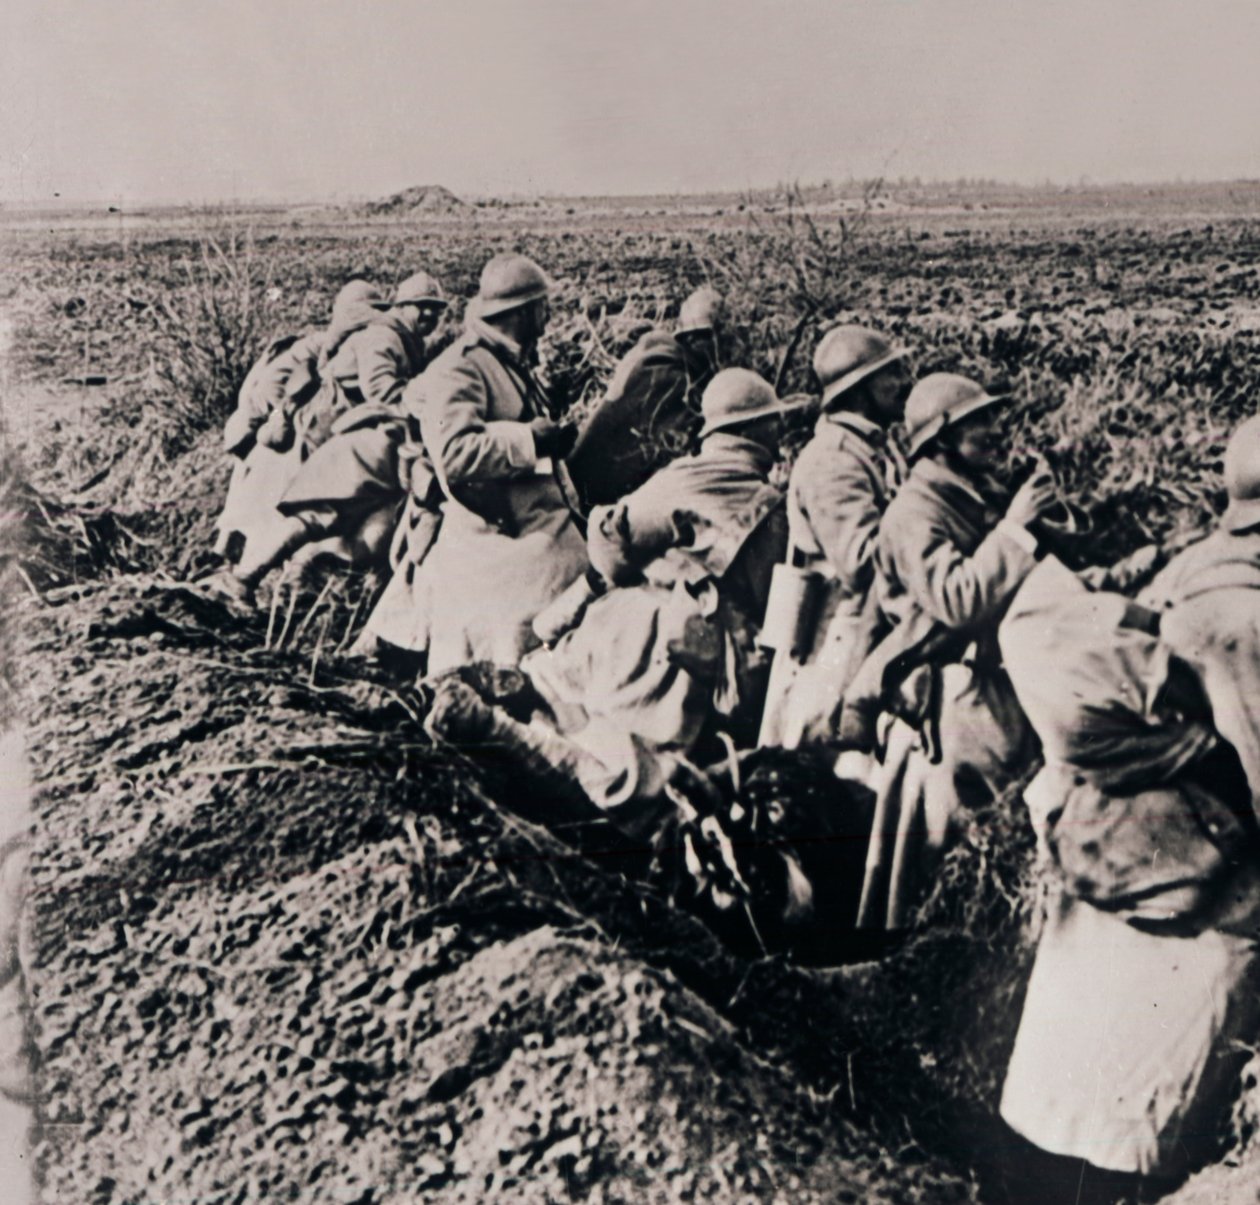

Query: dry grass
[
  {"left": 146, "top": 225, "right": 285, "bottom": 454},
  {"left": 12, "top": 193, "right": 1260, "bottom": 1197}
]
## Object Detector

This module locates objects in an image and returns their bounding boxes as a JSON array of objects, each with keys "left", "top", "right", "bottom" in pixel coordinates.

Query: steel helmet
[
  {"left": 904, "top": 373, "right": 1010, "bottom": 457},
  {"left": 678, "top": 285, "right": 726, "bottom": 335},
  {"left": 328, "top": 279, "right": 391, "bottom": 343},
  {"left": 475, "top": 254, "right": 551, "bottom": 318},
  {"left": 814, "top": 325, "right": 907, "bottom": 408},
  {"left": 698, "top": 368, "right": 813, "bottom": 438},
  {"left": 390, "top": 271, "right": 447, "bottom": 308},
  {"left": 1223, "top": 415, "right": 1260, "bottom": 532}
]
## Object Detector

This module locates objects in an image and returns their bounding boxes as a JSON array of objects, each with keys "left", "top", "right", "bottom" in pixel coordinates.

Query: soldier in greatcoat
[
  {"left": 207, "top": 274, "right": 446, "bottom": 598},
  {"left": 212, "top": 279, "right": 386, "bottom": 563},
  {"left": 758, "top": 325, "right": 912, "bottom": 751},
  {"left": 995, "top": 420, "right": 1260, "bottom": 1191},
  {"left": 855, "top": 373, "right": 1057, "bottom": 929},
  {"left": 415, "top": 254, "right": 588, "bottom": 673},
  {"left": 567, "top": 285, "right": 726, "bottom": 506},
  {"left": 427, "top": 369, "right": 809, "bottom": 824}
]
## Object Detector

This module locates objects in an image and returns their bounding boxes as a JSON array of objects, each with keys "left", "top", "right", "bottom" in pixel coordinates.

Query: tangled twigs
[
  {"left": 773, "top": 306, "right": 819, "bottom": 395},
  {"left": 13, "top": 478, "right": 148, "bottom": 590}
]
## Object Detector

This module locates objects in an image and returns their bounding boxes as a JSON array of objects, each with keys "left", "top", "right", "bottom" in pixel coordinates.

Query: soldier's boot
[
  {"left": 425, "top": 680, "right": 605, "bottom": 816},
  {"left": 234, "top": 515, "right": 314, "bottom": 590},
  {"left": 199, "top": 515, "right": 312, "bottom": 605}
]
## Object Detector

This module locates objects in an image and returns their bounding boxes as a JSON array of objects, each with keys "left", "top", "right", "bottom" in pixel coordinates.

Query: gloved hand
[
  {"left": 529, "top": 417, "right": 579, "bottom": 461},
  {"left": 257, "top": 406, "right": 295, "bottom": 452}
]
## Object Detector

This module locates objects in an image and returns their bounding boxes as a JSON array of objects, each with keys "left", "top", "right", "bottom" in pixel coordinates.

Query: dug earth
[
  {"left": 19, "top": 585, "right": 1260, "bottom": 1200},
  {"left": 21, "top": 579, "right": 997, "bottom": 1202}
]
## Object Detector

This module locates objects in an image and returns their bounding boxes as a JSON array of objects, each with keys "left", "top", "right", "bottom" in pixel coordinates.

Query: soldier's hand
[
  {"left": 529, "top": 417, "right": 560, "bottom": 457},
  {"left": 530, "top": 417, "right": 578, "bottom": 460},
  {"left": 1006, "top": 460, "right": 1058, "bottom": 528},
  {"left": 257, "top": 407, "right": 295, "bottom": 452}
]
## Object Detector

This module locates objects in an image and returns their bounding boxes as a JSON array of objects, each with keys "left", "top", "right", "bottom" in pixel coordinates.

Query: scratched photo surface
[{"left": 3, "top": 2, "right": 1260, "bottom": 1201}]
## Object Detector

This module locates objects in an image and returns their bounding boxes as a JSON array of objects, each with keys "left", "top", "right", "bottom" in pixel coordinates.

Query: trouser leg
[
  {"left": 233, "top": 515, "right": 318, "bottom": 587},
  {"left": 485, "top": 711, "right": 607, "bottom": 794},
  {"left": 426, "top": 679, "right": 664, "bottom": 828},
  {"left": 473, "top": 704, "right": 641, "bottom": 815},
  {"left": 426, "top": 680, "right": 597, "bottom": 802}
]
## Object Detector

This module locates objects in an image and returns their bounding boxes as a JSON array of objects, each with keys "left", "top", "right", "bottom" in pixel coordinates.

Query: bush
[{"left": 146, "top": 225, "right": 284, "bottom": 453}]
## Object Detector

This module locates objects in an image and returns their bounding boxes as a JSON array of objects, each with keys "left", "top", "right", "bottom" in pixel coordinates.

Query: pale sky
[{"left": 3, "top": 0, "right": 1259, "bottom": 204}]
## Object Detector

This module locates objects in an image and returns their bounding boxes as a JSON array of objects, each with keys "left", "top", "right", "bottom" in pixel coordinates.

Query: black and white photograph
[{"left": 4, "top": 1, "right": 1260, "bottom": 1200}]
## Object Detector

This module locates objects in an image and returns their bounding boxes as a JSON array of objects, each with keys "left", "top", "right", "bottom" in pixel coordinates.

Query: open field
[{"left": 5, "top": 180, "right": 1260, "bottom": 1201}]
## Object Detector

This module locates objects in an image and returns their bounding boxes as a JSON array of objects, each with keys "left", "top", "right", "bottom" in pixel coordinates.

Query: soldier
[
  {"left": 855, "top": 373, "right": 1058, "bottom": 929},
  {"left": 292, "top": 270, "right": 447, "bottom": 450},
  {"left": 212, "top": 279, "right": 386, "bottom": 564},
  {"left": 427, "top": 369, "right": 808, "bottom": 818},
  {"left": 1142, "top": 413, "right": 1260, "bottom": 792},
  {"left": 205, "top": 273, "right": 447, "bottom": 600},
  {"left": 416, "top": 253, "right": 588, "bottom": 673},
  {"left": 341, "top": 271, "right": 448, "bottom": 410},
  {"left": 566, "top": 285, "right": 725, "bottom": 506},
  {"left": 994, "top": 428, "right": 1260, "bottom": 1193},
  {"left": 758, "top": 325, "right": 912, "bottom": 751}
]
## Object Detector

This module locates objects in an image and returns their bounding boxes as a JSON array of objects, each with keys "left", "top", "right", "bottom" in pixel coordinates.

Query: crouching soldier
[
  {"left": 854, "top": 374, "right": 1058, "bottom": 930},
  {"left": 426, "top": 368, "right": 808, "bottom": 829},
  {"left": 207, "top": 273, "right": 446, "bottom": 599},
  {"left": 350, "top": 391, "right": 446, "bottom": 665},
  {"left": 759, "top": 325, "right": 911, "bottom": 753},
  {"left": 995, "top": 475, "right": 1260, "bottom": 1196},
  {"left": 1143, "top": 414, "right": 1260, "bottom": 793},
  {"left": 212, "top": 279, "right": 386, "bottom": 566},
  {"left": 567, "top": 285, "right": 725, "bottom": 506}
]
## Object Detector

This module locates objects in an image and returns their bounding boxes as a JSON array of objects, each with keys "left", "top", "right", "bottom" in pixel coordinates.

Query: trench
[{"left": 15, "top": 568, "right": 1051, "bottom": 1202}]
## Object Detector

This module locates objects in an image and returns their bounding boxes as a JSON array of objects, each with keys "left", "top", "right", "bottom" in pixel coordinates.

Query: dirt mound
[
  {"left": 23, "top": 578, "right": 990, "bottom": 1201},
  {"left": 364, "top": 185, "right": 468, "bottom": 218},
  {"left": 21, "top": 570, "right": 1260, "bottom": 1200},
  {"left": 14, "top": 395, "right": 232, "bottom": 590},
  {"left": 15, "top": 479, "right": 152, "bottom": 594}
]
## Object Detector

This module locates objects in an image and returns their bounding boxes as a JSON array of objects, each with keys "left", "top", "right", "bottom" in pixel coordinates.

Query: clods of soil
[{"left": 19, "top": 576, "right": 1260, "bottom": 1202}]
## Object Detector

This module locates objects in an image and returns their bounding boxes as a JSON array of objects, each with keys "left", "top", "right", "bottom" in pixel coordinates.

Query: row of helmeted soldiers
[{"left": 208, "top": 251, "right": 1260, "bottom": 1194}]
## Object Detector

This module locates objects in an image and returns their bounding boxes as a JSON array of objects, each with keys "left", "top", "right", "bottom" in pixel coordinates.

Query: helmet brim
[
  {"left": 1224, "top": 496, "right": 1260, "bottom": 534},
  {"left": 698, "top": 393, "right": 816, "bottom": 439},
  {"left": 821, "top": 348, "right": 908, "bottom": 408},
  {"left": 393, "top": 295, "right": 448, "bottom": 309},
  {"left": 475, "top": 284, "right": 551, "bottom": 318},
  {"left": 906, "top": 390, "right": 1010, "bottom": 457}
]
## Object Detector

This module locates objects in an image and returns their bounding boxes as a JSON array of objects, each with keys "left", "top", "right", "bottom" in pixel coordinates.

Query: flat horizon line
[{"left": 4, "top": 175, "right": 1260, "bottom": 213}]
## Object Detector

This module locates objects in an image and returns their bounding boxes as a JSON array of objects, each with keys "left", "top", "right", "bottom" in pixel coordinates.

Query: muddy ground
[
  {"left": 17, "top": 569, "right": 1260, "bottom": 1202},
  {"left": 11, "top": 202, "right": 1260, "bottom": 1201},
  {"left": 19, "top": 574, "right": 1009, "bottom": 1201}
]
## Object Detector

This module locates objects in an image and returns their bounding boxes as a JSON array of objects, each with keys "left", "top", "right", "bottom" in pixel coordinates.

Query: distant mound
[{"left": 364, "top": 184, "right": 468, "bottom": 216}]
